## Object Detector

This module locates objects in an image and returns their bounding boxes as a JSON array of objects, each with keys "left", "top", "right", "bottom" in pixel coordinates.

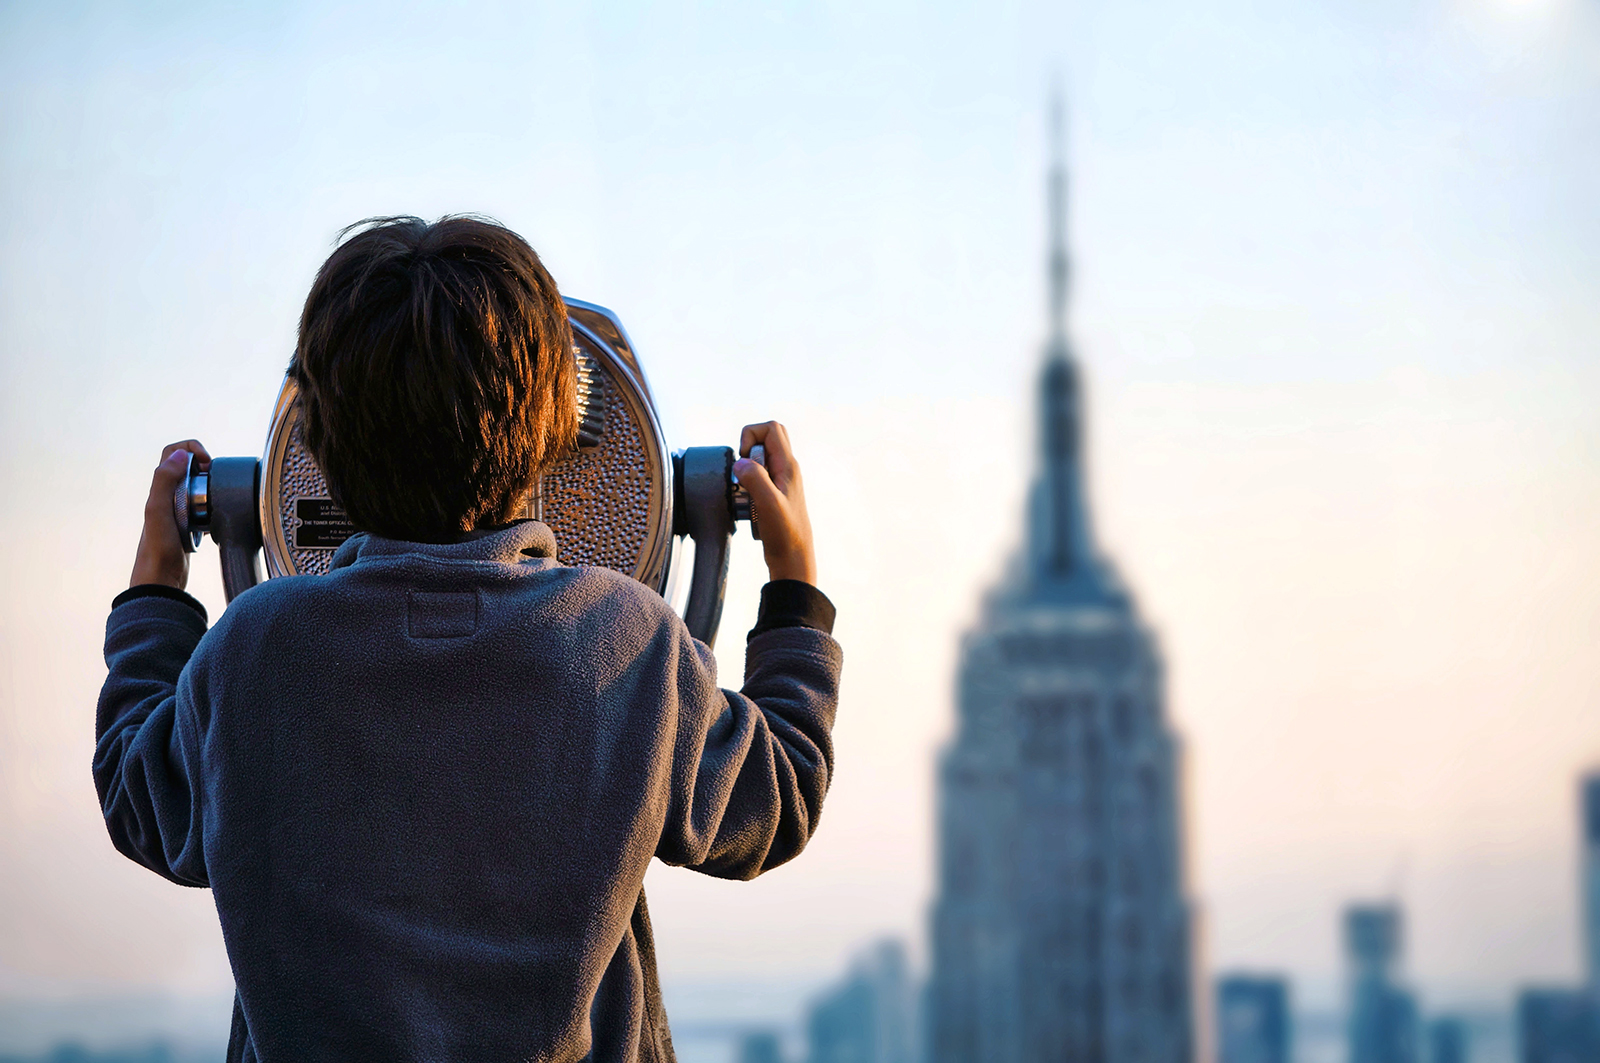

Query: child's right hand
[
  {"left": 131, "top": 440, "right": 210, "bottom": 590},
  {"left": 733, "top": 421, "right": 817, "bottom": 587}
]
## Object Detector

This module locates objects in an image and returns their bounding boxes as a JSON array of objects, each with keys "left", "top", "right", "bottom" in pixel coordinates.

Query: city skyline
[{"left": 2, "top": 0, "right": 1599, "bottom": 1049}]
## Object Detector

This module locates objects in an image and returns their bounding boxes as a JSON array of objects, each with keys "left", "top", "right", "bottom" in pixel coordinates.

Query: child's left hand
[{"left": 131, "top": 440, "right": 211, "bottom": 590}]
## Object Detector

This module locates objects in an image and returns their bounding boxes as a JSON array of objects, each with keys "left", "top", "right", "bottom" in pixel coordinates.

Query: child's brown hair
[{"left": 292, "top": 215, "right": 578, "bottom": 542}]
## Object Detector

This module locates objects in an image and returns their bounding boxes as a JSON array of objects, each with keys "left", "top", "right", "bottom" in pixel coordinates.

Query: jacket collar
[{"left": 329, "top": 520, "right": 559, "bottom": 571}]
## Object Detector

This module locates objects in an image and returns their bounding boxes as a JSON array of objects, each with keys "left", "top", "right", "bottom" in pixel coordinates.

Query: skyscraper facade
[
  {"left": 926, "top": 103, "right": 1194, "bottom": 1063},
  {"left": 1513, "top": 773, "right": 1600, "bottom": 1063},
  {"left": 1582, "top": 773, "right": 1600, "bottom": 994},
  {"left": 1427, "top": 1017, "right": 1468, "bottom": 1063},
  {"left": 1217, "top": 976, "right": 1291, "bottom": 1063},
  {"left": 807, "top": 940, "right": 915, "bottom": 1063},
  {"left": 1345, "top": 905, "right": 1420, "bottom": 1063},
  {"left": 1517, "top": 990, "right": 1600, "bottom": 1063}
]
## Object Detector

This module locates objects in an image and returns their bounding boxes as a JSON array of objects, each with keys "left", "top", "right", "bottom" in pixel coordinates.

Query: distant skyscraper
[
  {"left": 925, "top": 96, "right": 1194, "bottom": 1063},
  {"left": 1428, "top": 1017, "right": 1468, "bottom": 1063},
  {"left": 1517, "top": 990, "right": 1600, "bottom": 1063},
  {"left": 1346, "top": 905, "right": 1420, "bottom": 1063},
  {"left": 807, "top": 940, "right": 915, "bottom": 1063},
  {"left": 1217, "top": 976, "right": 1291, "bottom": 1063},
  {"left": 1512, "top": 774, "right": 1600, "bottom": 1063},
  {"left": 741, "top": 1031, "right": 787, "bottom": 1063},
  {"left": 1582, "top": 773, "right": 1600, "bottom": 993}
]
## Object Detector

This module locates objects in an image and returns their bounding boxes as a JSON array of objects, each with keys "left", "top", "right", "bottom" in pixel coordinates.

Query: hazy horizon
[{"left": 3, "top": 0, "right": 1598, "bottom": 1049}]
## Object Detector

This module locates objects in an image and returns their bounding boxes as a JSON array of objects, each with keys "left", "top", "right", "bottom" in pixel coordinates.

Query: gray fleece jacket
[{"left": 94, "top": 520, "right": 842, "bottom": 1063}]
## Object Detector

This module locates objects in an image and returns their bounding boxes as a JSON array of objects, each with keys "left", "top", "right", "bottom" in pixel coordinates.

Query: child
[{"left": 95, "top": 216, "right": 842, "bottom": 1063}]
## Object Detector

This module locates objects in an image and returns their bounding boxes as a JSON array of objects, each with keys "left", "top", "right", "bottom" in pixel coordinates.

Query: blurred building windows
[{"left": 1216, "top": 974, "right": 1291, "bottom": 1063}]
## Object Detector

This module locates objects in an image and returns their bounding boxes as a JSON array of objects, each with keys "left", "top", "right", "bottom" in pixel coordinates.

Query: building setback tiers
[{"left": 926, "top": 98, "right": 1195, "bottom": 1063}]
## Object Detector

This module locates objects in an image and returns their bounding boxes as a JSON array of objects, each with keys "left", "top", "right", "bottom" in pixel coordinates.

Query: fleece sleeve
[
  {"left": 654, "top": 616, "right": 843, "bottom": 881},
  {"left": 93, "top": 595, "right": 211, "bottom": 887}
]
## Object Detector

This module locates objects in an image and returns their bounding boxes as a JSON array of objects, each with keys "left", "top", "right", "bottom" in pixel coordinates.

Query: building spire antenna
[
  {"left": 1034, "top": 81, "right": 1087, "bottom": 579},
  {"left": 1047, "top": 83, "right": 1069, "bottom": 353}
]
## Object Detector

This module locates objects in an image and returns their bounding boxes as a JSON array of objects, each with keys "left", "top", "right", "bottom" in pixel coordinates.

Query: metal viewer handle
[
  {"left": 672, "top": 444, "right": 766, "bottom": 648},
  {"left": 731, "top": 444, "right": 763, "bottom": 541},
  {"left": 172, "top": 455, "right": 263, "bottom": 604},
  {"left": 674, "top": 447, "right": 734, "bottom": 648},
  {"left": 172, "top": 451, "right": 208, "bottom": 553}
]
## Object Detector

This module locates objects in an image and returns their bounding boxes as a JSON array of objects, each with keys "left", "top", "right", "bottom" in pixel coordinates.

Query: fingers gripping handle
[{"left": 172, "top": 455, "right": 264, "bottom": 604}]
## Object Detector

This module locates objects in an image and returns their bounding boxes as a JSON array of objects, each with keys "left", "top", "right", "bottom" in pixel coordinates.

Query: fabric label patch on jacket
[{"left": 407, "top": 591, "right": 479, "bottom": 639}]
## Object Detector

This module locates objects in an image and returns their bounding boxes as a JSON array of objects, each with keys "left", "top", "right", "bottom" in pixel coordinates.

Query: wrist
[
  {"left": 130, "top": 554, "right": 186, "bottom": 590},
  {"left": 766, "top": 559, "right": 817, "bottom": 585},
  {"left": 129, "top": 572, "right": 184, "bottom": 590}
]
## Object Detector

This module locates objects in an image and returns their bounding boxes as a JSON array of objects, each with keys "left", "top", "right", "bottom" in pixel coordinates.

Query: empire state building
[{"left": 926, "top": 107, "right": 1195, "bottom": 1063}]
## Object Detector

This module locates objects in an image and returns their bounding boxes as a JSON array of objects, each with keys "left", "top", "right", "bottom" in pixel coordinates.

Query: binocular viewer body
[{"left": 175, "top": 299, "right": 757, "bottom": 647}]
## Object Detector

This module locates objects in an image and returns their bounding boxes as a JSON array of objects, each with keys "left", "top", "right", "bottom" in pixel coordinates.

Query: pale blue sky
[{"left": 2, "top": 0, "right": 1598, "bottom": 1032}]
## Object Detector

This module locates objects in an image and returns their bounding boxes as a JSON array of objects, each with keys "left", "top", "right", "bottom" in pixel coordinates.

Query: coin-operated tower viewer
[{"left": 94, "top": 216, "right": 843, "bottom": 1063}]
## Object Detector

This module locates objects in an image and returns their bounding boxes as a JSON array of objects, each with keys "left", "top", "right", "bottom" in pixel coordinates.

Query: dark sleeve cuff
[
  {"left": 112, "top": 585, "right": 208, "bottom": 625},
  {"left": 748, "top": 580, "right": 835, "bottom": 642}
]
